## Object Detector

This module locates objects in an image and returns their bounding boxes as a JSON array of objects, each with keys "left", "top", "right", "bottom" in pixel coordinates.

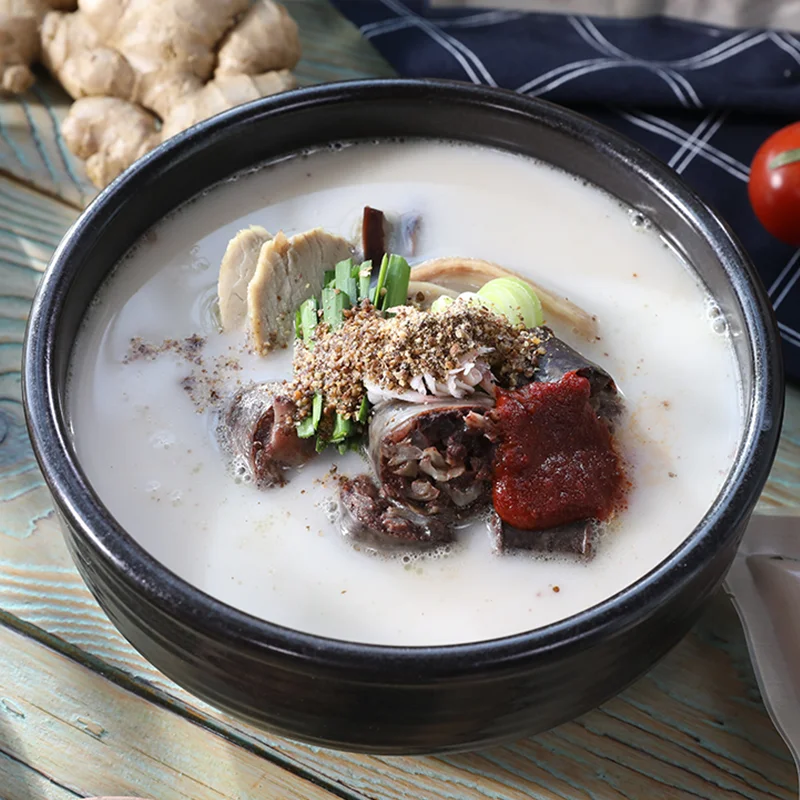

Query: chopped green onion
[
  {"left": 477, "top": 277, "right": 544, "bottom": 328},
  {"left": 322, "top": 286, "right": 347, "bottom": 330},
  {"left": 357, "top": 396, "right": 369, "bottom": 424},
  {"left": 370, "top": 254, "right": 389, "bottom": 305},
  {"left": 333, "top": 257, "right": 352, "bottom": 274},
  {"left": 335, "top": 258, "right": 358, "bottom": 306},
  {"left": 296, "top": 415, "right": 316, "bottom": 438},
  {"left": 514, "top": 280, "right": 545, "bottom": 327},
  {"left": 337, "top": 437, "right": 361, "bottom": 455},
  {"left": 330, "top": 413, "right": 352, "bottom": 443},
  {"left": 430, "top": 295, "right": 454, "bottom": 314},
  {"left": 312, "top": 392, "right": 323, "bottom": 430},
  {"left": 358, "top": 260, "right": 372, "bottom": 301},
  {"left": 299, "top": 297, "right": 319, "bottom": 348},
  {"left": 294, "top": 254, "right": 414, "bottom": 452},
  {"left": 381, "top": 255, "right": 411, "bottom": 312}
]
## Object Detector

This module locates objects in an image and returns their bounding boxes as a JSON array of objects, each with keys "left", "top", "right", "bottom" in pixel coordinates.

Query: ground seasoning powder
[{"left": 289, "top": 300, "right": 545, "bottom": 419}]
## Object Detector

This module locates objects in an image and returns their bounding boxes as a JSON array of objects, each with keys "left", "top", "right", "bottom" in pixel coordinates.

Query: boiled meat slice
[
  {"left": 247, "top": 228, "right": 352, "bottom": 353},
  {"left": 217, "top": 225, "right": 273, "bottom": 331}
]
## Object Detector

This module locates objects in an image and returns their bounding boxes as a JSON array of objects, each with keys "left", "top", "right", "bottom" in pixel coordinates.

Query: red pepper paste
[{"left": 492, "top": 371, "right": 626, "bottom": 530}]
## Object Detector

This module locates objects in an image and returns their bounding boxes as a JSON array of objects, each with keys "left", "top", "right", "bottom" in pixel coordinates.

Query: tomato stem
[{"left": 768, "top": 148, "right": 800, "bottom": 170}]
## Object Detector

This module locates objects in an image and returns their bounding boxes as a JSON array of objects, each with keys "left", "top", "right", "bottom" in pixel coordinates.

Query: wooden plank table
[{"left": 0, "top": 2, "right": 798, "bottom": 798}]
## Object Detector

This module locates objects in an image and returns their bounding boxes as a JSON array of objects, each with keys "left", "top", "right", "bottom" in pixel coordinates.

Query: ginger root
[
  {"left": 0, "top": 0, "right": 75, "bottom": 94},
  {"left": 61, "top": 96, "right": 160, "bottom": 187},
  {"left": 39, "top": 0, "right": 302, "bottom": 187},
  {"left": 61, "top": 69, "right": 297, "bottom": 187},
  {"left": 216, "top": 0, "right": 300, "bottom": 76},
  {"left": 160, "top": 70, "right": 296, "bottom": 140}
]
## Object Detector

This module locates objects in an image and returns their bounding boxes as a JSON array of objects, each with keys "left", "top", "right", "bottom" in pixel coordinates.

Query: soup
[{"left": 68, "top": 140, "right": 742, "bottom": 645}]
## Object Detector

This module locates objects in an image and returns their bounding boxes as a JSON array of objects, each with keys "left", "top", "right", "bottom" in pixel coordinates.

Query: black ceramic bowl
[{"left": 23, "top": 79, "right": 783, "bottom": 754}]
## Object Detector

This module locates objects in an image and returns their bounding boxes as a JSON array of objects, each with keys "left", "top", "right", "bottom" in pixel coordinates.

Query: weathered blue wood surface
[{"left": 0, "top": 2, "right": 798, "bottom": 798}]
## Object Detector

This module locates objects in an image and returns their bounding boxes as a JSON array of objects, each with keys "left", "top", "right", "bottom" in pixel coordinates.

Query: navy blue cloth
[{"left": 330, "top": 0, "right": 800, "bottom": 382}]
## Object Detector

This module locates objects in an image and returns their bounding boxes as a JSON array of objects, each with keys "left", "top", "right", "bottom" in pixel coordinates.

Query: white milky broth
[{"left": 68, "top": 141, "right": 742, "bottom": 645}]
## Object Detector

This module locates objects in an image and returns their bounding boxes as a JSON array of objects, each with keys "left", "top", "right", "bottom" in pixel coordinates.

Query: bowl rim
[{"left": 22, "top": 77, "right": 784, "bottom": 677}]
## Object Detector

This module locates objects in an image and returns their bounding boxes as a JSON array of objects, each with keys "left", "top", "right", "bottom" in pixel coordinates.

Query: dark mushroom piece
[
  {"left": 369, "top": 396, "right": 495, "bottom": 517},
  {"left": 361, "top": 206, "right": 421, "bottom": 266},
  {"left": 362, "top": 206, "right": 386, "bottom": 266},
  {"left": 217, "top": 382, "right": 316, "bottom": 488},
  {"left": 339, "top": 475, "right": 453, "bottom": 550}
]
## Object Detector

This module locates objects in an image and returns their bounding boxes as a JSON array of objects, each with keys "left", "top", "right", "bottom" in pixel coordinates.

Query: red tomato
[{"left": 749, "top": 121, "right": 800, "bottom": 246}]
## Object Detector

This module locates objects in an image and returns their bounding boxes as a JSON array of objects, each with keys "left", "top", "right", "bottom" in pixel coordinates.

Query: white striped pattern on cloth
[{"left": 342, "top": 0, "right": 800, "bottom": 378}]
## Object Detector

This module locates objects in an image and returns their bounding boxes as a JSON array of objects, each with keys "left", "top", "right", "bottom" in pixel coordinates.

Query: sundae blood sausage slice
[
  {"left": 339, "top": 475, "right": 453, "bottom": 550},
  {"left": 535, "top": 327, "right": 620, "bottom": 422},
  {"left": 218, "top": 382, "right": 315, "bottom": 488},
  {"left": 369, "top": 396, "right": 496, "bottom": 517},
  {"left": 488, "top": 511, "right": 597, "bottom": 558}
]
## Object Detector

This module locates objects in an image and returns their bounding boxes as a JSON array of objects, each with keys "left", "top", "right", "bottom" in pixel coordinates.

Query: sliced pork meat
[
  {"left": 218, "top": 382, "right": 315, "bottom": 488},
  {"left": 217, "top": 225, "right": 273, "bottom": 331},
  {"left": 339, "top": 475, "right": 453, "bottom": 550},
  {"left": 369, "top": 396, "right": 495, "bottom": 517},
  {"left": 488, "top": 511, "right": 596, "bottom": 558},
  {"left": 247, "top": 228, "right": 353, "bottom": 353}
]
